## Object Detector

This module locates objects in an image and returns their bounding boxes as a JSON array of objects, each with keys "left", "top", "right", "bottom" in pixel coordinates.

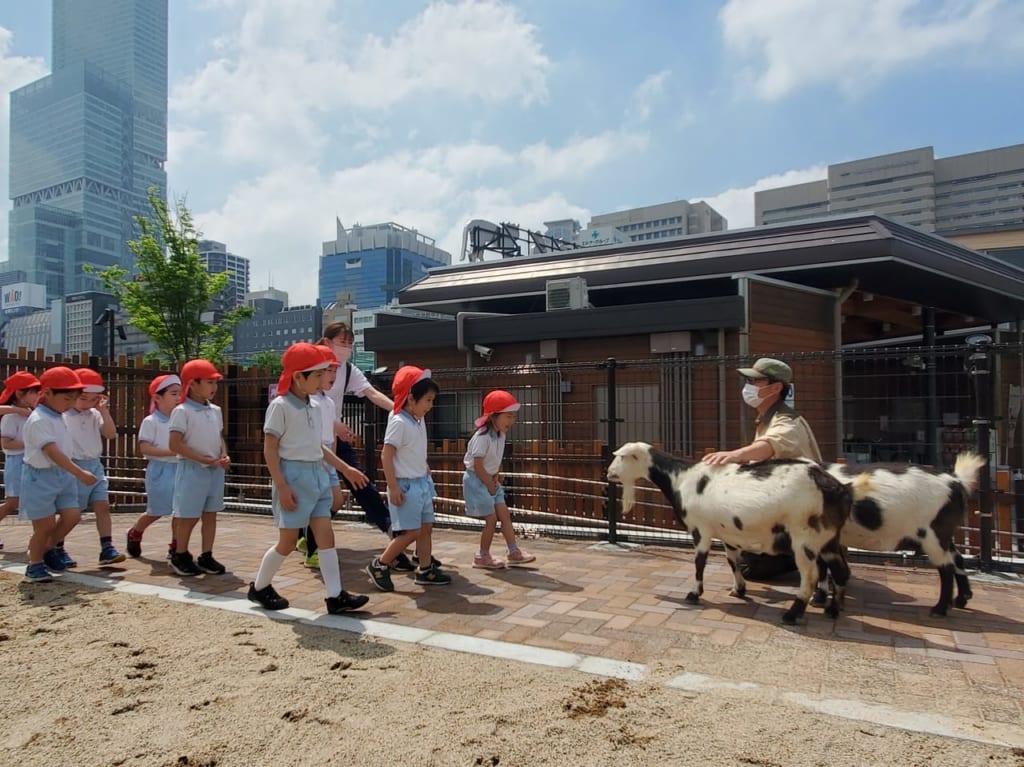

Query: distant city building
[
  {"left": 319, "top": 220, "right": 451, "bottom": 309},
  {"left": 755, "top": 143, "right": 1024, "bottom": 235},
  {"left": 587, "top": 199, "right": 727, "bottom": 243},
  {"left": 3, "top": 0, "right": 168, "bottom": 300},
  {"left": 351, "top": 304, "right": 452, "bottom": 372},
  {"left": 0, "top": 309, "right": 57, "bottom": 355},
  {"left": 232, "top": 299, "right": 322, "bottom": 363},
  {"left": 245, "top": 287, "right": 288, "bottom": 315},
  {"left": 199, "top": 240, "right": 250, "bottom": 310},
  {"left": 1, "top": 282, "right": 48, "bottom": 318},
  {"left": 61, "top": 291, "right": 117, "bottom": 358}
]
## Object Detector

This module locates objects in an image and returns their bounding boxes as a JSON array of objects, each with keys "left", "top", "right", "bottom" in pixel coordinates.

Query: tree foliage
[
  {"left": 88, "top": 188, "right": 253, "bottom": 366},
  {"left": 247, "top": 350, "right": 283, "bottom": 375}
]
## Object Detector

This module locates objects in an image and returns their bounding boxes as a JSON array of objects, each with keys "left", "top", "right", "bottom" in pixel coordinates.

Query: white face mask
[
  {"left": 332, "top": 342, "right": 353, "bottom": 362},
  {"left": 742, "top": 382, "right": 766, "bottom": 408}
]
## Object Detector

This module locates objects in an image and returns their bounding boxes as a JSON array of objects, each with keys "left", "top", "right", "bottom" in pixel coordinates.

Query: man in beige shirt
[{"left": 702, "top": 357, "right": 822, "bottom": 578}]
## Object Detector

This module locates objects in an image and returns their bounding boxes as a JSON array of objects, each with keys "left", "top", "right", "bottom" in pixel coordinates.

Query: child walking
[
  {"left": 20, "top": 367, "right": 97, "bottom": 582},
  {"left": 126, "top": 374, "right": 181, "bottom": 558},
  {"left": 0, "top": 372, "right": 41, "bottom": 538},
  {"left": 57, "top": 368, "right": 125, "bottom": 567},
  {"left": 248, "top": 342, "right": 370, "bottom": 613},
  {"left": 366, "top": 365, "right": 449, "bottom": 591},
  {"left": 168, "top": 359, "right": 230, "bottom": 577},
  {"left": 463, "top": 390, "right": 535, "bottom": 569}
]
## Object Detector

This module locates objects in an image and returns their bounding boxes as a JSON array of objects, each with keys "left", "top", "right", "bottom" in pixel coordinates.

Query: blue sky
[{"left": 1, "top": 0, "right": 1023, "bottom": 305}]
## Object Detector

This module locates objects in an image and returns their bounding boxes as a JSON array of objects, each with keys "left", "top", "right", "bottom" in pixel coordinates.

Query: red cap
[
  {"left": 276, "top": 342, "right": 332, "bottom": 397},
  {"left": 76, "top": 368, "right": 105, "bottom": 393},
  {"left": 0, "top": 371, "right": 41, "bottom": 405},
  {"left": 179, "top": 359, "right": 223, "bottom": 402},
  {"left": 315, "top": 344, "right": 340, "bottom": 367},
  {"left": 391, "top": 365, "right": 432, "bottom": 414},
  {"left": 475, "top": 389, "right": 521, "bottom": 428},
  {"left": 40, "top": 366, "right": 86, "bottom": 391},
  {"left": 148, "top": 374, "right": 182, "bottom": 398}
]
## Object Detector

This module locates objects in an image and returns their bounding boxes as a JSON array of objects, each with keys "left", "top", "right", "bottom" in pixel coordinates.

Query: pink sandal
[
  {"left": 506, "top": 549, "right": 536, "bottom": 566},
  {"left": 472, "top": 553, "right": 506, "bottom": 569}
]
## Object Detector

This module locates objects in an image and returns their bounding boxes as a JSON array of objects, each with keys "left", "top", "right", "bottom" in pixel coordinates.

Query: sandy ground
[{"left": 2, "top": 572, "right": 1023, "bottom": 767}]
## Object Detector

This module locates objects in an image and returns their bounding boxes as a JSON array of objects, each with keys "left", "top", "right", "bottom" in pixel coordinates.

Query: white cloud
[
  {"left": 0, "top": 27, "right": 48, "bottom": 265},
  {"left": 699, "top": 165, "right": 828, "bottom": 229},
  {"left": 171, "top": 0, "right": 551, "bottom": 165},
  {"left": 626, "top": 70, "right": 671, "bottom": 123},
  {"left": 720, "top": 0, "right": 1023, "bottom": 100}
]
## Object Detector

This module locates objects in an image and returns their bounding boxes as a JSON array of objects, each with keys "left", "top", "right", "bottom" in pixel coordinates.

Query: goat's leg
[
  {"left": 724, "top": 544, "right": 747, "bottom": 598},
  {"left": 922, "top": 536, "right": 956, "bottom": 617},
  {"left": 811, "top": 555, "right": 830, "bottom": 607},
  {"left": 685, "top": 532, "right": 709, "bottom": 604},
  {"left": 782, "top": 543, "right": 819, "bottom": 625},
  {"left": 818, "top": 538, "right": 850, "bottom": 619},
  {"left": 952, "top": 546, "right": 973, "bottom": 609}
]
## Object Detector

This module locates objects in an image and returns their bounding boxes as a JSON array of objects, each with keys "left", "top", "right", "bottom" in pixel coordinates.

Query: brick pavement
[{"left": 2, "top": 512, "right": 1023, "bottom": 744}]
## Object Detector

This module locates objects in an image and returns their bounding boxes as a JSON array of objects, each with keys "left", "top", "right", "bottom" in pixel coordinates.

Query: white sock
[
  {"left": 319, "top": 547, "right": 342, "bottom": 598},
  {"left": 254, "top": 548, "right": 288, "bottom": 590}
]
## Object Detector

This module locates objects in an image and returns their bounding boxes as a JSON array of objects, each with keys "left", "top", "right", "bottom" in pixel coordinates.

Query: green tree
[
  {"left": 88, "top": 188, "right": 253, "bottom": 366},
  {"left": 247, "top": 350, "right": 283, "bottom": 375}
]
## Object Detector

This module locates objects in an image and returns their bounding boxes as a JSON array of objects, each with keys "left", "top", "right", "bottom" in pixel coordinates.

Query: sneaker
[
  {"left": 365, "top": 558, "right": 394, "bottom": 592},
  {"left": 99, "top": 545, "right": 127, "bottom": 565},
  {"left": 247, "top": 582, "right": 289, "bottom": 610},
  {"left": 296, "top": 537, "right": 308, "bottom": 554},
  {"left": 58, "top": 547, "right": 77, "bottom": 568},
  {"left": 506, "top": 549, "right": 536, "bottom": 566},
  {"left": 24, "top": 562, "right": 52, "bottom": 583},
  {"left": 325, "top": 591, "right": 369, "bottom": 613},
  {"left": 415, "top": 563, "right": 452, "bottom": 586},
  {"left": 303, "top": 552, "right": 320, "bottom": 569},
  {"left": 126, "top": 528, "right": 143, "bottom": 558},
  {"left": 43, "top": 548, "right": 68, "bottom": 572},
  {"left": 411, "top": 554, "right": 442, "bottom": 568},
  {"left": 391, "top": 552, "right": 416, "bottom": 572},
  {"left": 169, "top": 551, "right": 201, "bottom": 577},
  {"left": 196, "top": 552, "right": 226, "bottom": 575},
  {"left": 473, "top": 553, "right": 506, "bottom": 570}
]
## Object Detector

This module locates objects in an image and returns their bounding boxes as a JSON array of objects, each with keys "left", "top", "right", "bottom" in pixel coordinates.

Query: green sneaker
[
  {"left": 296, "top": 537, "right": 308, "bottom": 554},
  {"left": 365, "top": 558, "right": 394, "bottom": 592},
  {"left": 303, "top": 551, "right": 320, "bottom": 569},
  {"left": 414, "top": 563, "right": 452, "bottom": 586}
]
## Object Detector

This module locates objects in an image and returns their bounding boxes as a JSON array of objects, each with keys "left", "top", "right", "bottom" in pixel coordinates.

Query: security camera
[{"left": 473, "top": 344, "right": 493, "bottom": 361}]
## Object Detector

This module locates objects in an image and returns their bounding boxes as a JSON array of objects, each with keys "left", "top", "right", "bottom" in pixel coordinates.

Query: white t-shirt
[
  {"left": 263, "top": 393, "right": 324, "bottom": 461},
  {"left": 0, "top": 412, "right": 28, "bottom": 456},
  {"left": 23, "top": 404, "right": 73, "bottom": 469},
  {"left": 325, "top": 362, "right": 370, "bottom": 417},
  {"left": 314, "top": 392, "right": 336, "bottom": 447},
  {"left": 169, "top": 398, "right": 224, "bottom": 460},
  {"left": 64, "top": 408, "right": 105, "bottom": 460},
  {"left": 463, "top": 428, "right": 506, "bottom": 476},
  {"left": 138, "top": 410, "right": 178, "bottom": 463},
  {"left": 383, "top": 410, "right": 428, "bottom": 478}
]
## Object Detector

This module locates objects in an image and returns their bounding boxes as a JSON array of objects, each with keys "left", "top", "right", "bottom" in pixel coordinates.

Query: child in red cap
[
  {"left": 463, "top": 390, "right": 535, "bottom": 568},
  {"left": 366, "top": 365, "right": 447, "bottom": 591},
  {"left": 19, "top": 367, "right": 98, "bottom": 582},
  {"left": 0, "top": 371, "right": 41, "bottom": 537},
  {"left": 248, "top": 342, "right": 370, "bottom": 614},
  {"left": 167, "top": 359, "right": 230, "bottom": 577}
]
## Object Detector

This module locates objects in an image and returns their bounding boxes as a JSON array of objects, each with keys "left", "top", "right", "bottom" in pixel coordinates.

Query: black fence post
[
  {"left": 600, "top": 357, "right": 622, "bottom": 545},
  {"left": 966, "top": 335, "right": 994, "bottom": 572}
]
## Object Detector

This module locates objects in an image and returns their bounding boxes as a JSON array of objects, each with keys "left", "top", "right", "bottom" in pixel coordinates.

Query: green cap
[{"left": 737, "top": 358, "right": 792, "bottom": 384}]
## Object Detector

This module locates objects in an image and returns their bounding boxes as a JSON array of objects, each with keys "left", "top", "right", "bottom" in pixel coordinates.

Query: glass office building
[{"left": 6, "top": 0, "right": 168, "bottom": 300}]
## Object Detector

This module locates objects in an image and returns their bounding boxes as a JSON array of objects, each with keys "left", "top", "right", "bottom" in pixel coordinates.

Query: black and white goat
[
  {"left": 815, "top": 453, "right": 986, "bottom": 617},
  {"left": 607, "top": 442, "right": 852, "bottom": 625}
]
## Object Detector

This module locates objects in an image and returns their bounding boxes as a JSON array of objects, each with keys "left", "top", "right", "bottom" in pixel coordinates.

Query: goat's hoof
[
  {"left": 929, "top": 605, "right": 949, "bottom": 618},
  {"left": 824, "top": 603, "right": 840, "bottom": 620},
  {"left": 954, "top": 594, "right": 971, "bottom": 609},
  {"left": 729, "top": 587, "right": 746, "bottom": 599},
  {"left": 810, "top": 588, "right": 829, "bottom": 607},
  {"left": 781, "top": 611, "right": 799, "bottom": 625},
  {"left": 684, "top": 592, "right": 701, "bottom": 604}
]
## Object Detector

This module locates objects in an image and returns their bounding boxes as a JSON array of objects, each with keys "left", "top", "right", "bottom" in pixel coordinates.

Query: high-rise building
[
  {"left": 4, "top": 0, "right": 168, "bottom": 300},
  {"left": 199, "top": 240, "right": 250, "bottom": 310},
  {"left": 319, "top": 220, "right": 451, "bottom": 309},
  {"left": 587, "top": 199, "right": 727, "bottom": 243},
  {"left": 755, "top": 144, "right": 1024, "bottom": 234}
]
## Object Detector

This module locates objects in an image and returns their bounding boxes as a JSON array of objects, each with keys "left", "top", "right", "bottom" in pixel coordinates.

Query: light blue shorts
[
  {"left": 389, "top": 475, "right": 436, "bottom": 532},
  {"left": 172, "top": 460, "right": 225, "bottom": 519},
  {"left": 20, "top": 464, "right": 80, "bottom": 520},
  {"left": 323, "top": 460, "right": 340, "bottom": 488},
  {"left": 73, "top": 458, "right": 109, "bottom": 509},
  {"left": 273, "top": 459, "right": 331, "bottom": 529},
  {"left": 145, "top": 461, "right": 177, "bottom": 517},
  {"left": 463, "top": 471, "right": 506, "bottom": 518},
  {"left": 4, "top": 453, "right": 24, "bottom": 497}
]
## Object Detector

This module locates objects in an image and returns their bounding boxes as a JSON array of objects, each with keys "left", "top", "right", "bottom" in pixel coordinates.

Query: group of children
[{"left": 0, "top": 331, "right": 535, "bottom": 616}]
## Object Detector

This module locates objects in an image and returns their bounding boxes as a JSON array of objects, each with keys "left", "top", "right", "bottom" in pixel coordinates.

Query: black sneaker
[
  {"left": 247, "top": 582, "right": 289, "bottom": 610},
  {"left": 196, "top": 552, "right": 226, "bottom": 575},
  {"left": 169, "top": 551, "right": 201, "bottom": 576},
  {"left": 391, "top": 552, "right": 416, "bottom": 572},
  {"left": 325, "top": 591, "right": 369, "bottom": 613},
  {"left": 365, "top": 558, "right": 394, "bottom": 592},
  {"left": 126, "top": 528, "right": 142, "bottom": 558},
  {"left": 414, "top": 563, "right": 452, "bottom": 586},
  {"left": 411, "top": 554, "right": 442, "bottom": 568}
]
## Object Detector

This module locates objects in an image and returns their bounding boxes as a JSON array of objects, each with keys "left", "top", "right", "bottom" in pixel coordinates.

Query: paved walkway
[{"left": 2, "top": 512, "right": 1023, "bottom": 747}]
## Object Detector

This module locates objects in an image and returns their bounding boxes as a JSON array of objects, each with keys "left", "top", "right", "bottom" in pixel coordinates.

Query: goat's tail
[{"left": 953, "top": 452, "right": 986, "bottom": 494}]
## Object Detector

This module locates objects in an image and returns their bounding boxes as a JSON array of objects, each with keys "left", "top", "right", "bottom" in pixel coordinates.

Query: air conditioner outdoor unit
[{"left": 545, "top": 277, "right": 588, "bottom": 311}]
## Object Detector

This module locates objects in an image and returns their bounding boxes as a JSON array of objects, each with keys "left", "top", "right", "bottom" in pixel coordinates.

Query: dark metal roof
[{"left": 397, "top": 214, "right": 1024, "bottom": 322}]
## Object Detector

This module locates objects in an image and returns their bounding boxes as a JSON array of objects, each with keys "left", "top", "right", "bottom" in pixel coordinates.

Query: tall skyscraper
[
  {"left": 5, "top": 0, "right": 168, "bottom": 300},
  {"left": 198, "top": 240, "right": 250, "bottom": 311}
]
